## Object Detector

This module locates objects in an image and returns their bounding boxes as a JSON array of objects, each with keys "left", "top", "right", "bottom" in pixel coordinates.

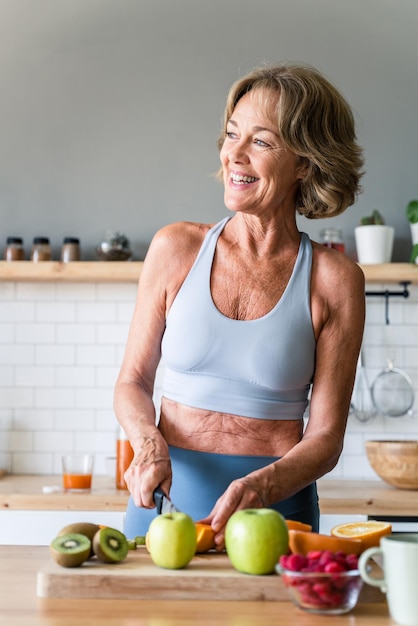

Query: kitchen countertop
[
  {"left": 0, "top": 545, "right": 392, "bottom": 625},
  {"left": 1, "top": 474, "right": 418, "bottom": 516}
]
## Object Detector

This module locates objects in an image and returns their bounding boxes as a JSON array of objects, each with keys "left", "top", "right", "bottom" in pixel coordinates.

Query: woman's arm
[
  {"left": 113, "top": 228, "right": 171, "bottom": 507},
  {"left": 114, "top": 221, "right": 207, "bottom": 508}
]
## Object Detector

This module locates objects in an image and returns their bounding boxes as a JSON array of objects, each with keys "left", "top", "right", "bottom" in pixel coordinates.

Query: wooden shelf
[
  {"left": 0, "top": 261, "right": 417, "bottom": 284},
  {"left": 0, "top": 261, "right": 143, "bottom": 282}
]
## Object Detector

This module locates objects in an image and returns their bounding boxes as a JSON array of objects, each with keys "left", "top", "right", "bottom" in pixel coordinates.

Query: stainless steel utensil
[
  {"left": 153, "top": 486, "right": 179, "bottom": 514},
  {"left": 352, "top": 348, "right": 377, "bottom": 423},
  {"left": 371, "top": 323, "right": 415, "bottom": 418}
]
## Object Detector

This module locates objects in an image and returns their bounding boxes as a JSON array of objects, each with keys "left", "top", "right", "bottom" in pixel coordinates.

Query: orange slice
[
  {"left": 285, "top": 519, "right": 312, "bottom": 532},
  {"left": 288, "top": 529, "right": 363, "bottom": 556},
  {"left": 330, "top": 520, "right": 392, "bottom": 551},
  {"left": 195, "top": 522, "right": 216, "bottom": 553}
]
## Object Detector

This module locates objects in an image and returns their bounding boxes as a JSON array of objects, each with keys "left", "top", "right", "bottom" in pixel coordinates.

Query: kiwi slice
[
  {"left": 92, "top": 527, "right": 129, "bottom": 563},
  {"left": 57, "top": 522, "right": 100, "bottom": 558},
  {"left": 50, "top": 533, "right": 91, "bottom": 568}
]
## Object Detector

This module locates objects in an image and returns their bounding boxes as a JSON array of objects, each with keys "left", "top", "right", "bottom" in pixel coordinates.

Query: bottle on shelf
[
  {"left": 319, "top": 228, "right": 345, "bottom": 253},
  {"left": 4, "top": 237, "right": 25, "bottom": 261},
  {"left": 61, "top": 237, "right": 81, "bottom": 262},
  {"left": 116, "top": 426, "right": 134, "bottom": 490},
  {"left": 31, "top": 237, "right": 51, "bottom": 261}
]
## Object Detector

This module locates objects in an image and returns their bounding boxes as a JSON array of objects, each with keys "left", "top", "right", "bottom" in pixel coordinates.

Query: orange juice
[{"left": 63, "top": 473, "right": 92, "bottom": 491}]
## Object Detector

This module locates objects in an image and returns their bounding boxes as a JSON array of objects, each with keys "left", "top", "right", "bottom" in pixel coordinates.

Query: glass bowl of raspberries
[{"left": 276, "top": 550, "right": 363, "bottom": 615}]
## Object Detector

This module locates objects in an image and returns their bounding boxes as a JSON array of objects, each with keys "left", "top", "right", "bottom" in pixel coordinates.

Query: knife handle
[{"left": 153, "top": 486, "right": 165, "bottom": 514}]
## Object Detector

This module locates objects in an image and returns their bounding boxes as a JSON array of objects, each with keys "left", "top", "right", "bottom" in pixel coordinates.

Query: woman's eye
[
  {"left": 226, "top": 131, "right": 238, "bottom": 139},
  {"left": 255, "top": 138, "right": 270, "bottom": 147}
]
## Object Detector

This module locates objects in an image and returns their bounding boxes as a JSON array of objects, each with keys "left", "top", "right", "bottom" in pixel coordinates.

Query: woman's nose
[{"left": 228, "top": 142, "right": 249, "bottom": 163}]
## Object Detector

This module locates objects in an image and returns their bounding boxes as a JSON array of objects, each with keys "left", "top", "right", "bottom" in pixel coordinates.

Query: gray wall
[{"left": 1, "top": 0, "right": 417, "bottom": 260}]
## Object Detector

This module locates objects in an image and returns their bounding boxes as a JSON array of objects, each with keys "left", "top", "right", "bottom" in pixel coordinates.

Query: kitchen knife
[{"left": 153, "top": 486, "right": 179, "bottom": 514}]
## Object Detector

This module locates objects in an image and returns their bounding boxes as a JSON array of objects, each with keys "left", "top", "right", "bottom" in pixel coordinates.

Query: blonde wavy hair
[{"left": 217, "top": 63, "right": 364, "bottom": 218}]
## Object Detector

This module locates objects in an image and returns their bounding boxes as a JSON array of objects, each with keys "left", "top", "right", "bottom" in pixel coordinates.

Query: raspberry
[
  {"left": 324, "top": 561, "right": 346, "bottom": 574},
  {"left": 318, "top": 550, "right": 335, "bottom": 566},
  {"left": 285, "top": 553, "right": 308, "bottom": 572},
  {"left": 345, "top": 554, "right": 359, "bottom": 570},
  {"left": 306, "top": 550, "right": 322, "bottom": 561}
]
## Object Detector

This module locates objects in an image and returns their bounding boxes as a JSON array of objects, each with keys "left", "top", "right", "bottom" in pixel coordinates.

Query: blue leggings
[{"left": 123, "top": 445, "right": 319, "bottom": 539}]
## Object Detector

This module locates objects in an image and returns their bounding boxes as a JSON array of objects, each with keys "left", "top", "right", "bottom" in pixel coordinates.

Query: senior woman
[{"left": 114, "top": 63, "right": 365, "bottom": 548}]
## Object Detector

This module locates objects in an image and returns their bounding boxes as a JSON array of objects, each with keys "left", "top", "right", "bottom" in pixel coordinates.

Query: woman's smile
[{"left": 229, "top": 171, "right": 259, "bottom": 185}]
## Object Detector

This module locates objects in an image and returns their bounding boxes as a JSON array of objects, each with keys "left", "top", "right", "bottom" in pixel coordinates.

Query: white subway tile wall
[{"left": 0, "top": 280, "right": 417, "bottom": 479}]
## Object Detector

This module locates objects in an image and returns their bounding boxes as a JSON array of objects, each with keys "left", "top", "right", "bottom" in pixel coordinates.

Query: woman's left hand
[{"left": 199, "top": 476, "right": 266, "bottom": 551}]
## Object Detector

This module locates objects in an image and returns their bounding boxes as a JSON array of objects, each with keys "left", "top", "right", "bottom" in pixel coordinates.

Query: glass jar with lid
[
  {"left": 319, "top": 228, "right": 345, "bottom": 253},
  {"left": 4, "top": 237, "right": 25, "bottom": 261},
  {"left": 31, "top": 237, "right": 51, "bottom": 262},
  {"left": 61, "top": 237, "right": 80, "bottom": 262}
]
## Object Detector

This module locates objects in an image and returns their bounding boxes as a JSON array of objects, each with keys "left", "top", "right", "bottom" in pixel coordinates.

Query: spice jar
[
  {"left": 31, "top": 237, "right": 51, "bottom": 262},
  {"left": 320, "top": 228, "right": 345, "bottom": 253},
  {"left": 61, "top": 237, "right": 80, "bottom": 262},
  {"left": 4, "top": 237, "right": 24, "bottom": 261},
  {"left": 116, "top": 426, "right": 134, "bottom": 490}
]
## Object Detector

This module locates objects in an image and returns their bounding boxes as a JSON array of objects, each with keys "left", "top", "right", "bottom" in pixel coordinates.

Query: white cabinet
[
  {"left": 319, "top": 514, "right": 367, "bottom": 535},
  {"left": 0, "top": 510, "right": 125, "bottom": 545}
]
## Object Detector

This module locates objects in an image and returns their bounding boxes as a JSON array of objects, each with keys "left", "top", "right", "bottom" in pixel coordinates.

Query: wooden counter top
[
  {"left": 0, "top": 475, "right": 129, "bottom": 511},
  {"left": 1, "top": 475, "right": 418, "bottom": 516},
  {"left": 0, "top": 545, "right": 391, "bottom": 625}
]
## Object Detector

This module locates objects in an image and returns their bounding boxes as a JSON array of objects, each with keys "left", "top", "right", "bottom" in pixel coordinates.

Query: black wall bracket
[{"left": 365, "top": 281, "right": 410, "bottom": 325}]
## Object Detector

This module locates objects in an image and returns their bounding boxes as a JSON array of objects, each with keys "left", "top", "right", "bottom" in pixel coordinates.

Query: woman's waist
[{"left": 159, "top": 398, "right": 303, "bottom": 456}]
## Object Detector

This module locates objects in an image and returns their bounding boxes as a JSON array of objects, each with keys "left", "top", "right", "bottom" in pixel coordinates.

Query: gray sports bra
[{"left": 161, "top": 216, "right": 316, "bottom": 420}]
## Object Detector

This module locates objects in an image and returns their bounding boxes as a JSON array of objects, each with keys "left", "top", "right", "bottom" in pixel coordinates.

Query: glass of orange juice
[{"left": 62, "top": 454, "right": 94, "bottom": 492}]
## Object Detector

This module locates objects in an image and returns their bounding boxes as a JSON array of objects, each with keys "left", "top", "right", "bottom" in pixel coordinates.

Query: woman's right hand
[{"left": 124, "top": 433, "right": 172, "bottom": 508}]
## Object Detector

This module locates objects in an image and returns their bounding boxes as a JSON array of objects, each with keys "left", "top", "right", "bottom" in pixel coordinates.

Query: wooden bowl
[{"left": 365, "top": 440, "right": 418, "bottom": 490}]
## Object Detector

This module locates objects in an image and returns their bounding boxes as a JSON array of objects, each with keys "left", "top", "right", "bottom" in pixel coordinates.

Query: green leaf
[
  {"left": 406, "top": 199, "right": 418, "bottom": 224},
  {"left": 360, "top": 210, "right": 385, "bottom": 225},
  {"left": 371, "top": 209, "right": 384, "bottom": 225},
  {"left": 409, "top": 243, "right": 418, "bottom": 264}
]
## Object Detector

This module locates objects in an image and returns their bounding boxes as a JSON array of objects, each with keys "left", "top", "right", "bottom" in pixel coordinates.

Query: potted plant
[
  {"left": 406, "top": 199, "right": 418, "bottom": 264},
  {"left": 354, "top": 210, "right": 394, "bottom": 264}
]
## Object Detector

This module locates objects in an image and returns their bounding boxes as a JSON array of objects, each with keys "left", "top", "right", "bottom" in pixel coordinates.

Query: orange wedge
[
  {"left": 330, "top": 520, "right": 392, "bottom": 551},
  {"left": 285, "top": 519, "right": 312, "bottom": 532},
  {"left": 195, "top": 522, "right": 216, "bottom": 553},
  {"left": 288, "top": 529, "right": 363, "bottom": 556}
]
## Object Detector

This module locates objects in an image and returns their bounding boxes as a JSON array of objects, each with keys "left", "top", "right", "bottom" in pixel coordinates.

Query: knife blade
[{"left": 153, "top": 486, "right": 179, "bottom": 514}]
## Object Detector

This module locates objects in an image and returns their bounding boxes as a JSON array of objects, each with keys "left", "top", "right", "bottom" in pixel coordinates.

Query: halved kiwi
[
  {"left": 57, "top": 522, "right": 101, "bottom": 558},
  {"left": 92, "top": 527, "right": 129, "bottom": 563},
  {"left": 50, "top": 533, "right": 91, "bottom": 568}
]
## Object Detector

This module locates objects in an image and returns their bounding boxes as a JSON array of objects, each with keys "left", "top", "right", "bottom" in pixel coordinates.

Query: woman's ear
[{"left": 296, "top": 156, "right": 310, "bottom": 180}]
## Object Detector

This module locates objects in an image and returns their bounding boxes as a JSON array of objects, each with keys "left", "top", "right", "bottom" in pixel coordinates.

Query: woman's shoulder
[
  {"left": 150, "top": 220, "right": 213, "bottom": 257},
  {"left": 311, "top": 240, "right": 365, "bottom": 295},
  {"left": 141, "top": 221, "right": 216, "bottom": 283}
]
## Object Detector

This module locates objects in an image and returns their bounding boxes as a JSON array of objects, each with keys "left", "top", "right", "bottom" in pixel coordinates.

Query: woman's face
[{"left": 220, "top": 89, "right": 307, "bottom": 219}]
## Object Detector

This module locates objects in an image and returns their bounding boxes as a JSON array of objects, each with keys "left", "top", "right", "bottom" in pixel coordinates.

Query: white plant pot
[
  {"left": 354, "top": 225, "right": 394, "bottom": 264},
  {"left": 410, "top": 222, "right": 418, "bottom": 245}
]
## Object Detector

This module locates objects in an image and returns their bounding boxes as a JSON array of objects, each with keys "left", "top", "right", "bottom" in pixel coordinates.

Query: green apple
[
  {"left": 225, "top": 508, "right": 289, "bottom": 575},
  {"left": 147, "top": 512, "right": 197, "bottom": 569}
]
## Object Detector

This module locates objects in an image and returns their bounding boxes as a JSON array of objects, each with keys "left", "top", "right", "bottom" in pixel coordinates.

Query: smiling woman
[{"left": 114, "top": 62, "right": 366, "bottom": 547}]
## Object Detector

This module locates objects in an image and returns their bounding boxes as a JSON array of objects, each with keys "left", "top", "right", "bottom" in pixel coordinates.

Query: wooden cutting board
[
  {"left": 37, "top": 547, "right": 383, "bottom": 602},
  {"left": 37, "top": 548, "right": 282, "bottom": 600}
]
